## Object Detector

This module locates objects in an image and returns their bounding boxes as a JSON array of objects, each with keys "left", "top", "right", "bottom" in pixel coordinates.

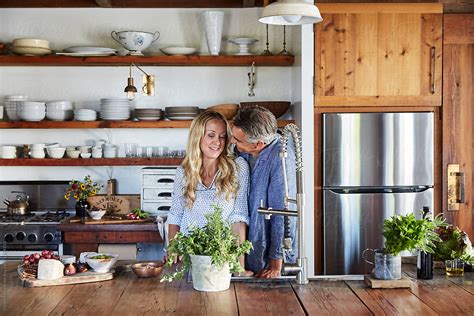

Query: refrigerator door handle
[{"left": 327, "top": 186, "right": 432, "bottom": 194}]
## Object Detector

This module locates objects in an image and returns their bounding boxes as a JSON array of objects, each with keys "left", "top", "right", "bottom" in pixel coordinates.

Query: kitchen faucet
[{"left": 257, "top": 123, "right": 308, "bottom": 285}]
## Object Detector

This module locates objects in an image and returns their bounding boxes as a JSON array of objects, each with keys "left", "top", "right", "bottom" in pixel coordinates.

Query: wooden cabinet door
[
  {"left": 315, "top": 4, "right": 442, "bottom": 107},
  {"left": 442, "top": 14, "right": 474, "bottom": 237}
]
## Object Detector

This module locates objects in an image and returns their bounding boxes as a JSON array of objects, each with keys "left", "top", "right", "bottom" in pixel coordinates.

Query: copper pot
[
  {"left": 131, "top": 262, "right": 164, "bottom": 278},
  {"left": 3, "top": 191, "right": 30, "bottom": 215}
]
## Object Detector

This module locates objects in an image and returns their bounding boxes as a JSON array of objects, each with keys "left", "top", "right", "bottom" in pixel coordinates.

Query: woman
[{"left": 167, "top": 111, "right": 251, "bottom": 274}]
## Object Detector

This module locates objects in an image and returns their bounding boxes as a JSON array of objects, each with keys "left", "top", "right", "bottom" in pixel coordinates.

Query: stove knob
[
  {"left": 16, "top": 231, "right": 26, "bottom": 241},
  {"left": 4, "top": 233, "right": 14, "bottom": 243},
  {"left": 43, "top": 233, "right": 55, "bottom": 243},
  {"left": 27, "top": 233, "right": 37, "bottom": 243}
]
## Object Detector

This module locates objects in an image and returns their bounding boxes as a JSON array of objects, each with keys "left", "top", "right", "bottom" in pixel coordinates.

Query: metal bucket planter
[
  {"left": 190, "top": 255, "right": 231, "bottom": 292},
  {"left": 363, "top": 249, "right": 401, "bottom": 280}
]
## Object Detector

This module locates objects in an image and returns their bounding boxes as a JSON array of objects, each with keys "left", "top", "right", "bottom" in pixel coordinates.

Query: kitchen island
[{"left": 1, "top": 262, "right": 474, "bottom": 315}]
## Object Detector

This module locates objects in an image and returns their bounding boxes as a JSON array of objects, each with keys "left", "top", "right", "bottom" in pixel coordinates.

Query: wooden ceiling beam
[
  {"left": 243, "top": 0, "right": 256, "bottom": 8},
  {"left": 95, "top": 0, "right": 112, "bottom": 7}
]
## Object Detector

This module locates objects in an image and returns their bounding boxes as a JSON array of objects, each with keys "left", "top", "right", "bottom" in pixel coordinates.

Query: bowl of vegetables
[{"left": 85, "top": 253, "right": 119, "bottom": 273}]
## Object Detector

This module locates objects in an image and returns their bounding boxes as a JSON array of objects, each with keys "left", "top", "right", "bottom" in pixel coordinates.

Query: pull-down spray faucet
[{"left": 257, "top": 123, "right": 308, "bottom": 285}]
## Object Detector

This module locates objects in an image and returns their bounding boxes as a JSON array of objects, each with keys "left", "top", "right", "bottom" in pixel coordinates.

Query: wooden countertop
[{"left": 2, "top": 262, "right": 474, "bottom": 314}]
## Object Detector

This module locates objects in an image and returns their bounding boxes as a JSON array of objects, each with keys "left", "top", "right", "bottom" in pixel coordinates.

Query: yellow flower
[
  {"left": 64, "top": 194, "right": 69, "bottom": 200},
  {"left": 74, "top": 194, "right": 78, "bottom": 199},
  {"left": 92, "top": 189, "right": 97, "bottom": 195},
  {"left": 80, "top": 183, "right": 85, "bottom": 190}
]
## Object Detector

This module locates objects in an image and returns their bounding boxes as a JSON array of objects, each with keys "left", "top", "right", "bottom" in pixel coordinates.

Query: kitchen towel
[{"left": 156, "top": 216, "right": 169, "bottom": 248}]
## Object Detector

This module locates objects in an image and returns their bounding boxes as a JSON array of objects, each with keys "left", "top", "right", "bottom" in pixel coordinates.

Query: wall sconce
[
  {"left": 124, "top": 63, "right": 155, "bottom": 100},
  {"left": 259, "top": 0, "right": 323, "bottom": 25}
]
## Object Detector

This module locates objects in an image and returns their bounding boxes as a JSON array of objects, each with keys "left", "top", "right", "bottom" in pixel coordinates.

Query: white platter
[
  {"left": 56, "top": 52, "right": 116, "bottom": 57},
  {"left": 64, "top": 46, "right": 117, "bottom": 53},
  {"left": 160, "top": 47, "right": 197, "bottom": 56}
]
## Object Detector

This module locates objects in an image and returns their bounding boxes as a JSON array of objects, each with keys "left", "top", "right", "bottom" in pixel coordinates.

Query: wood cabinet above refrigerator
[{"left": 314, "top": 4, "right": 443, "bottom": 107}]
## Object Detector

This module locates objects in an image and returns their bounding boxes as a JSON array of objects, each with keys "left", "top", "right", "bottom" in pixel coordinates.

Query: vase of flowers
[{"left": 64, "top": 175, "right": 102, "bottom": 217}]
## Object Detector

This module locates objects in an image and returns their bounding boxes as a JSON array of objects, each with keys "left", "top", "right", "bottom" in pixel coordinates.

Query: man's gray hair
[{"left": 232, "top": 106, "right": 277, "bottom": 144}]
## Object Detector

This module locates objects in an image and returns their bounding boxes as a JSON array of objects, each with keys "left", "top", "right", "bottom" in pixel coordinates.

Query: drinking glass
[
  {"left": 145, "top": 146, "right": 153, "bottom": 158},
  {"left": 125, "top": 143, "right": 136, "bottom": 157},
  {"left": 445, "top": 259, "right": 464, "bottom": 276}
]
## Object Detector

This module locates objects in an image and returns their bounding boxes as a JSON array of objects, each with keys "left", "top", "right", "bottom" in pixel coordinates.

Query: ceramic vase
[
  {"left": 75, "top": 199, "right": 90, "bottom": 218},
  {"left": 190, "top": 254, "right": 231, "bottom": 292},
  {"left": 202, "top": 11, "right": 224, "bottom": 56}
]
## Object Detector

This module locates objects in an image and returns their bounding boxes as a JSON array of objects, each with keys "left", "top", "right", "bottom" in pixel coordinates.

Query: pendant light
[{"left": 259, "top": 0, "right": 323, "bottom": 25}]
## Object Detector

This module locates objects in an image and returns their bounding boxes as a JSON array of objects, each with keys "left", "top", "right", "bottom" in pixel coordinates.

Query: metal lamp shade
[{"left": 259, "top": 0, "right": 323, "bottom": 25}]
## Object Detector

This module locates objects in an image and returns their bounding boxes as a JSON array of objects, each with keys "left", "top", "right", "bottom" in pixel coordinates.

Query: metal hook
[{"left": 247, "top": 62, "right": 256, "bottom": 97}]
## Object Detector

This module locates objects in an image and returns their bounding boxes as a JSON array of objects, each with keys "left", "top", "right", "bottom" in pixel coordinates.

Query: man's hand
[{"left": 255, "top": 258, "right": 282, "bottom": 278}]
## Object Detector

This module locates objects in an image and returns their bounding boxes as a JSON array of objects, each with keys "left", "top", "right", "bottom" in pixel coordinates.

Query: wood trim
[
  {"left": 0, "top": 158, "right": 183, "bottom": 166},
  {"left": 0, "top": 120, "right": 293, "bottom": 129},
  {"left": 95, "top": 0, "right": 112, "bottom": 7},
  {"left": 99, "top": 231, "right": 162, "bottom": 243},
  {"left": 317, "top": 3, "right": 443, "bottom": 14},
  {"left": 444, "top": 14, "right": 474, "bottom": 45},
  {"left": 315, "top": 96, "right": 442, "bottom": 107},
  {"left": 242, "top": 0, "right": 255, "bottom": 7},
  {"left": 59, "top": 222, "right": 160, "bottom": 232},
  {"left": 0, "top": 55, "right": 294, "bottom": 67}
]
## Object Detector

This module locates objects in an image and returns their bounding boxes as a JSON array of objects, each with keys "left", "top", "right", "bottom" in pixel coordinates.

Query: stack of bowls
[
  {"left": 46, "top": 147, "right": 66, "bottom": 159},
  {"left": 134, "top": 108, "right": 162, "bottom": 121},
  {"left": 4, "top": 95, "right": 28, "bottom": 121},
  {"left": 46, "top": 101, "right": 73, "bottom": 121},
  {"left": 100, "top": 98, "right": 130, "bottom": 121},
  {"left": 74, "top": 109, "right": 97, "bottom": 121},
  {"left": 18, "top": 101, "right": 46, "bottom": 121},
  {"left": 12, "top": 38, "right": 52, "bottom": 56},
  {"left": 165, "top": 106, "right": 200, "bottom": 120}
]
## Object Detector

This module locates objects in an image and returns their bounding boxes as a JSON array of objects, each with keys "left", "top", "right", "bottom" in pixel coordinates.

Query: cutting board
[
  {"left": 18, "top": 265, "right": 114, "bottom": 288},
  {"left": 364, "top": 274, "right": 412, "bottom": 288},
  {"left": 87, "top": 194, "right": 140, "bottom": 215},
  {"left": 69, "top": 215, "right": 155, "bottom": 224}
]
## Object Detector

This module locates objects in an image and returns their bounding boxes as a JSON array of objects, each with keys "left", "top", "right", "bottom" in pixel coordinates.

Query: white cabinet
[{"left": 141, "top": 167, "right": 177, "bottom": 216}]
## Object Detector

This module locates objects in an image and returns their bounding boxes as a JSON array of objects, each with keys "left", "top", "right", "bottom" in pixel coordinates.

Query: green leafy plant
[
  {"left": 383, "top": 212, "right": 446, "bottom": 256},
  {"left": 161, "top": 205, "right": 252, "bottom": 282},
  {"left": 434, "top": 225, "right": 473, "bottom": 261}
]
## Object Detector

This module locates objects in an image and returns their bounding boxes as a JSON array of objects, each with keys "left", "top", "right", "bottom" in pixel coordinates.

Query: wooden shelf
[
  {"left": 0, "top": 55, "right": 294, "bottom": 67},
  {"left": 0, "top": 157, "right": 183, "bottom": 166},
  {"left": 0, "top": 120, "right": 294, "bottom": 129}
]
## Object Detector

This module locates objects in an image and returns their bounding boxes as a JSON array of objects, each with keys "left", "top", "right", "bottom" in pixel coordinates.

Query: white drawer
[
  {"left": 143, "top": 188, "right": 173, "bottom": 200},
  {"left": 143, "top": 174, "right": 175, "bottom": 188},
  {"left": 142, "top": 201, "right": 171, "bottom": 215}
]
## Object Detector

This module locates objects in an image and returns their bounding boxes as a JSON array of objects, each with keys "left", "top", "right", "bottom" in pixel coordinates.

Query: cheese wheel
[{"left": 37, "top": 259, "right": 64, "bottom": 280}]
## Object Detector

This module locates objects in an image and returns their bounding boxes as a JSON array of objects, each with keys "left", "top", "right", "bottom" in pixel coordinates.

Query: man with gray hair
[{"left": 231, "top": 106, "right": 297, "bottom": 278}]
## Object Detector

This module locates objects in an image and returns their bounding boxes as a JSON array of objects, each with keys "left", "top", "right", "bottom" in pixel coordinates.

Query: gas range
[{"left": 0, "top": 211, "right": 71, "bottom": 260}]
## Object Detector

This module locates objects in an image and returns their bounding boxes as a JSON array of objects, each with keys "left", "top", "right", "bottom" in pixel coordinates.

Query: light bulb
[
  {"left": 282, "top": 15, "right": 302, "bottom": 23},
  {"left": 126, "top": 91, "right": 135, "bottom": 100}
]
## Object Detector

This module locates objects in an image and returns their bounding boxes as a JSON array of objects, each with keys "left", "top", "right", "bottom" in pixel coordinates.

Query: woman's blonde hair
[{"left": 182, "top": 111, "right": 239, "bottom": 208}]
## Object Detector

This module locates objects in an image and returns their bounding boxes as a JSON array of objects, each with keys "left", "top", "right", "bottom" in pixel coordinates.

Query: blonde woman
[{"left": 167, "top": 111, "right": 251, "bottom": 275}]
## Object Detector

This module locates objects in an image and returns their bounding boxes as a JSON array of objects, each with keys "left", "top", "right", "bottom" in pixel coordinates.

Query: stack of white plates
[
  {"left": 100, "top": 98, "right": 130, "bottom": 121},
  {"left": 57, "top": 46, "right": 117, "bottom": 57},
  {"left": 134, "top": 108, "right": 162, "bottom": 121},
  {"left": 165, "top": 106, "right": 200, "bottom": 120},
  {"left": 74, "top": 109, "right": 97, "bottom": 121},
  {"left": 4, "top": 95, "right": 28, "bottom": 121}
]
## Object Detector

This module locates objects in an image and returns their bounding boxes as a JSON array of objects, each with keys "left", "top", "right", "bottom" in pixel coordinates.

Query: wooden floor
[{"left": 1, "top": 262, "right": 474, "bottom": 315}]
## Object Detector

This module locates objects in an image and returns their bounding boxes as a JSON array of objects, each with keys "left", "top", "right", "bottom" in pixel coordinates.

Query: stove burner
[{"left": 0, "top": 210, "right": 71, "bottom": 224}]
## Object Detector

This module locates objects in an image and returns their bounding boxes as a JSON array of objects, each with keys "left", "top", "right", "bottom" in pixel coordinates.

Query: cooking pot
[{"left": 3, "top": 191, "right": 30, "bottom": 215}]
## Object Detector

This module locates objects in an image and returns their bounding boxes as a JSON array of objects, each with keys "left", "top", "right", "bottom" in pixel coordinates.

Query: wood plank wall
[{"left": 442, "top": 14, "right": 474, "bottom": 237}]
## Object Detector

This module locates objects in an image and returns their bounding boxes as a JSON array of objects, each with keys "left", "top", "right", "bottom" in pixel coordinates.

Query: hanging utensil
[{"left": 247, "top": 62, "right": 256, "bottom": 97}]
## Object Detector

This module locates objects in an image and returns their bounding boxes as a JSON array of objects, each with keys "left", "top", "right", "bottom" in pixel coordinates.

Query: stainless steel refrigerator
[{"left": 323, "top": 112, "right": 434, "bottom": 275}]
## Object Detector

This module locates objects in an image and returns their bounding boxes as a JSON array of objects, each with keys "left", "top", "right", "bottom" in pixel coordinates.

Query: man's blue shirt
[{"left": 239, "top": 136, "right": 298, "bottom": 273}]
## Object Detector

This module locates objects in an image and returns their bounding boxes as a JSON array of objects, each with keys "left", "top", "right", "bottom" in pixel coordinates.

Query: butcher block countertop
[{"left": 2, "top": 262, "right": 474, "bottom": 315}]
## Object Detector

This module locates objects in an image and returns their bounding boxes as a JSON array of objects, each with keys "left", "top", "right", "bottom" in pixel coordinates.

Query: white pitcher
[{"left": 202, "top": 11, "right": 224, "bottom": 56}]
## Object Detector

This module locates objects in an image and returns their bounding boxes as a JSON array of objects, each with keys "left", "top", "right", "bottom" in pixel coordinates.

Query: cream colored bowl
[
  {"left": 12, "top": 46, "right": 52, "bottom": 56},
  {"left": 13, "top": 38, "right": 50, "bottom": 49}
]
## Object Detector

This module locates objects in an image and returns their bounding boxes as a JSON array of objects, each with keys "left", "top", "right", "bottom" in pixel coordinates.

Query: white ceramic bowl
[
  {"left": 12, "top": 46, "right": 52, "bottom": 56},
  {"left": 160, "top": 46, "right": 197, "bottom": 56},
  {"left": 47, "top": 147, "right": 66, "bottom": 159},
  {"left": 18, "top": 110, "right": 45, "bottom": 122},
  {"left": 46, "top": 109, "right": 73, "bottom": 121},
  {"left": 84, "top": 253, "right": 119, "bottom": 273},
  {"left": 46, "top": 101, "right": 73, "bottom": 110},
  {"left": 88, "top": 209, "right": 106, "bottom": 220},
  {"left": 19, "top": 101, "right": 46, "bottom": 111},
  {"left": 111, "top": 30, "right": 160, "bottom": 55},
  {"left": 66, "top": 150, "right": 80, "bottom": 158},
  {"left": 80, "top": 152, "right": 91, "bottom": 159},
  {"left": 13, "top": 38, "right": 50, "bottom": 48},
  {"left": 60, "top": 255, "right": 76, "bottom": 265}
]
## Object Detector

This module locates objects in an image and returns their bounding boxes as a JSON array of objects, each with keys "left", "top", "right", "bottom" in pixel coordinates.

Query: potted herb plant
[
  {"left": 363, "top": 211, "right": 444, "bottom": 280},
  {"left": 161, "top": 205, "right": 252, "bottom": 292}
]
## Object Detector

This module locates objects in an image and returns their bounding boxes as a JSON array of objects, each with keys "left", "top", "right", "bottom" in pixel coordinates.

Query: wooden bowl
[
  {"left": 207, "top": 103, "right": 239, "bottom": 120},
  {"left": 239, "top": 101, "right": 291, "bottom": 118},
  {"left": 131, "top": 261, "right": 164, "bottom": 278}
]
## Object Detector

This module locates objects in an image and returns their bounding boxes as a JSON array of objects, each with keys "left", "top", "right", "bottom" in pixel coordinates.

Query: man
[{"left": 231, "top": 106, "right": 297, "bottom": 278}]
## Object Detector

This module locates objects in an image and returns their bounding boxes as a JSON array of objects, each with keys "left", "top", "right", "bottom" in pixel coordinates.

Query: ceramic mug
[{"left": 1, "top": 146, "right": 17, "bottom": 159}]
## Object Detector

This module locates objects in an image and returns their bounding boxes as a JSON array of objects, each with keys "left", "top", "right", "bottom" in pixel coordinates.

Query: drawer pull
[
  {"left": 157, "top": 206, "right": 170, "bottom": 211},
  {"left": 157, "top": 192, "right": 172, "bottom": 198},
  {"left": 157, "top": 178, "right": 174, "bottom": 183}
]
